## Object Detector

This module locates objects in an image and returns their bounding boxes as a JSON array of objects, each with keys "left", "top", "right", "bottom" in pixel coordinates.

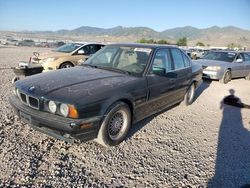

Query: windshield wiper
[{"left": 82, "top": 64, "right": 98, "bottom": 68}]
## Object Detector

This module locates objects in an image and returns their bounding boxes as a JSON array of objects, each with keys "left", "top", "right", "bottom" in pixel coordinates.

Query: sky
[{"left": 0, "top": 0, "right": 249, "bottom": 31}]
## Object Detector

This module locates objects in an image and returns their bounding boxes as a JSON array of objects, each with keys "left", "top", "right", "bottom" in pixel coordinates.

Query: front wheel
[
  {"left": 219, "top": 70, "right": 231, "bottom": 84},
  {"left": 182, "top": 83, "right": 195, "bottom": 106},
  {"left": 59, "top": 62, "right": 73, "bottom": 69},
  {"left": 95, "top": 102, "right": 131, "bottom": 147}
]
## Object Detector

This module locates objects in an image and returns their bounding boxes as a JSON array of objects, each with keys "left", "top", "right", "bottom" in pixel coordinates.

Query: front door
[
  {"left": 231, "top": 53, "right": 246, "bottom": 78},
  {"left": 146, "top": 48, "right": 177, "bottom": 114},
  {"left": 242, "top": 53, "right": 250, "bottom": 77}
]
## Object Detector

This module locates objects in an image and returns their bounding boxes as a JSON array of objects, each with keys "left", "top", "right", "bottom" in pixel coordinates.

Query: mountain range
[{"left": 2, "top": 25, "right": 250, "bottom": 48}]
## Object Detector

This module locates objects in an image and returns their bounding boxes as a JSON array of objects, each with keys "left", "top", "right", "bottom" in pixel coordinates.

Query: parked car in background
[
  {"left": 16, "top": 39, "right": 35, "bottom": 47},
  {"left": 181, "top": 49, "right": 192, "bottom": 58},
  {"left": 10, "top": 43, "right": 202, "bottom": 147},
  {"left": 32, "top": 42, "right": 105, "bottom": 71},
  {"left": 191, "top": 48, "right": 205, "bottom": 60},
  {"left": 6, "top": 38, "right": 18, "bottom": 46},
  {"left": 52, "top": 41, "right": 66, "bottom": 48},
  {"left": 194, "top": 51, "right": 250, "bottom": 84},
  {"left": 36, "top": 41, "right": 65, "bottom": 48}
]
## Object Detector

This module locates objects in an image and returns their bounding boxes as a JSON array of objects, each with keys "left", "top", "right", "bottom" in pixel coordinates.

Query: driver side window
[
  {"left": 243, "top": 53, "right": 250, "bottom": 62},
  {"left": 151, "top": 49, "right": 172, "bottom": 73}
]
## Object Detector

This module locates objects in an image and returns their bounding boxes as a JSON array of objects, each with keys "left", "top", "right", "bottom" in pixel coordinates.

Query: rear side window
[
  {"left": 171, "top": 48, "right": 185, "bottom": 69},
  {"left": 243, "top": 53, "right": 250, "bottom": 62},
  {"left": 182, "top": 53, "right": 191, "bottom": 67}
]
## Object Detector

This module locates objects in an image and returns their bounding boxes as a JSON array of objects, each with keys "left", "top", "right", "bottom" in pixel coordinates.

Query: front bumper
[
  {"left": 41, "top": 63, "right": 57, "bottom": 72},
  {"left": 202, "top": 70, "right": 222, "bottom": 80},
  {"left": 9, "top": 95, "right": 101, "bottom": 142}
]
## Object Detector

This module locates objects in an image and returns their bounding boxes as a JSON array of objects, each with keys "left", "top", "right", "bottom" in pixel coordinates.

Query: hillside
[{"left": 1, "top": 25, "right": 250, "bottom": 48}]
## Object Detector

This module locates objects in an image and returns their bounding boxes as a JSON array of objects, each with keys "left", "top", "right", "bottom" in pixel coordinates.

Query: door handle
[{"left": 169, "top": 78, "right": 176, "bottom": 82}]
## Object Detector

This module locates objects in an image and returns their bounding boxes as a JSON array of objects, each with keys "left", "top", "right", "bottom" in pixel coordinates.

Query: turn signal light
[{"left": 68, "top": 105, "right": 79, "bottom": 119}]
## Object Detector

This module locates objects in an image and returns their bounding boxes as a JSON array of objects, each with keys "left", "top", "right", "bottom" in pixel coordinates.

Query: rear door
[
  {"left": 170, "top": 48, "right": 192, "bottom": 101},
  {"left": 242, "top": 53, "right": 250, "bottom": 76},
  {"left": 146, "top": 48, "right": 177, "bottom": 113}
]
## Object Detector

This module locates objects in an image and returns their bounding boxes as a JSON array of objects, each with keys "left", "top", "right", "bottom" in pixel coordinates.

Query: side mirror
[
  {"left": 152, "top": 67, "right": 166, "bottom": 76},
  {"left": 236, "top": 58, "right": 243, "bottom": 63},
  {"left": 78, "top": 49, "right": 86, "bottom": 55}
]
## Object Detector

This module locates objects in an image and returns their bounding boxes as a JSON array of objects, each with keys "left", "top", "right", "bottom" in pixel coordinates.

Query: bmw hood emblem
[{"left": 28, "top": 86, "right": 36, "bottom": 92}]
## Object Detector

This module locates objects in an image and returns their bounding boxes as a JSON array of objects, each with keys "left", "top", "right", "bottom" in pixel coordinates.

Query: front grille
[
  {"left": 20, "top": 93, "right": 27, "bottom": 103},
  {"left": 29, "top": 96, "right": 39, "bottom": 109},
  {"left": 18, "top": 91, "right": 40, "bottom": 110}
]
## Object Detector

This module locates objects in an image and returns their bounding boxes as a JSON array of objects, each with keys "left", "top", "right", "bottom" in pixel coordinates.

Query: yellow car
[{"left": 33, "top": 42, "right": 105, "bottom": 71}]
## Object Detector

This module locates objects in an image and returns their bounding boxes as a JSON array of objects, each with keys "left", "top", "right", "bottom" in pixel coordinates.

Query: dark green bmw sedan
[{"left": 10, "top": 43, "right": 202, "bottom": 147}]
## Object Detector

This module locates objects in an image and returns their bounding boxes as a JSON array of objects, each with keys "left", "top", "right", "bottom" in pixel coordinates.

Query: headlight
[
  {"left": 60, "top": 103, "right": 69, "bottom": 117},
  {"left": 46, "top": 100, "right": 78, "bottom": 118},
  {"left": 16, "top": 88, "right": 21, "bottom": 99},
  {"left": 205, "top": 66, "right": 221, "bottom": 71},
  {"left": 48, "top": 100, "right": 57, "bottom": 113}
]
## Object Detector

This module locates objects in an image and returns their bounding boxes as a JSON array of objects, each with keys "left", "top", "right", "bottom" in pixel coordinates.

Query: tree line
[
  {"left": 137, "top": 37, "right": 188, "bottom": 46},
  {"left": 137, "top": 37, "right": 242, "bottom": 49}
]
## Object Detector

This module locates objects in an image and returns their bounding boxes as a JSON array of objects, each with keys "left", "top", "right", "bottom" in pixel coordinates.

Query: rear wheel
[
  {"left": 95, "top": 102, "right": 131, "bottom": 147},
  {"left": 182, "top": 83, "right": 195, "bottom": 106},
  {"left": 59, "top": 62, "right": 74, "bottom": 69},
  {"left": 219, "top": 70, "right": 231, "bottom": 84}
]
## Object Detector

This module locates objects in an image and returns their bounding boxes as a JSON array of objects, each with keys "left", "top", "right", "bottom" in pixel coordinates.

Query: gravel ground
[{"left": 0, "top": 46, "right": 250, "bottom": 187}]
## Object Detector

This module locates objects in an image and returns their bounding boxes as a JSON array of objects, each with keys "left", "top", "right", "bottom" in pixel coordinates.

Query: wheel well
[
  {"left": 119, "top": 99, "right": 134, "bottom": 115},
  {"left": 102, "top": 99, "right": 134, "bottom": 124},
  {"left": 59, "top": 61, "right": 74, "bottom": 68},
  {"left": 192, "top": 80, "right": 198, "bottom": 88},
  {"left": 105, "top": 99, "right": 134, "bottom": 115},
  {"left": 189, "top": 80, "right": 197, "bottom": 89}
]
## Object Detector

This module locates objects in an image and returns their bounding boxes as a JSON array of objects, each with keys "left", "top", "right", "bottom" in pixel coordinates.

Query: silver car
[{"left": 194, "top": 51, "right": 250, "bottom": 84}]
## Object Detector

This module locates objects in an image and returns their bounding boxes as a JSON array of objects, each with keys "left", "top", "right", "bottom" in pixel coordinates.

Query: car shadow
[
  {"left": 193, "top": 79, "right": 212, "bottom": 102},
  {"left": 208, "top": 89, "right": 250, "bottom": 188},
  {"left": 126, "top": 103, "right": 180, "bottom": 140},
  {"left": 126, "top": 80, "right": 211, "bottom": 140}
]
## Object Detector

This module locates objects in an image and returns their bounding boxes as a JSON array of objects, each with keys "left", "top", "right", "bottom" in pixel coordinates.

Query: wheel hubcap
[
  {"left": 225, "top": 72, "right": 231, "bottom": 83},
  {"left": 62, "top": 64, "right": 72, "bottom": 68},
  {"left": 108, "top": 110, "right": 127, "bottom": 140}
]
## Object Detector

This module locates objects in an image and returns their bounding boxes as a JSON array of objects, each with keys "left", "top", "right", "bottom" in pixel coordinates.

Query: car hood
[
  {"left": 15, "top": 66, "right": 137, "bottom": 104},
  {"left": 194, "top": 59, "right": 229, "bottom": 67},
  {"left": 37, "top": 51, "right": 71, "bottom": 59}
]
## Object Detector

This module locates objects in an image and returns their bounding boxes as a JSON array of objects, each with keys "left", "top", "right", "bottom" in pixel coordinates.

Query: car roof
[{"left": 107, "top": 42, "right": 178, "bottom": 49}]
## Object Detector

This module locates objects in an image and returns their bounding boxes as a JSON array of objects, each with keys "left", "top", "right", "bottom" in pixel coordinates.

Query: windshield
[
  {"left": 54, "top": 43, "right": 83, "bottom": 53},
  {"left": 83, "top": 45, "right": 152, "bottom": 75},
  {"left": 201, "top": 51, "right": 236, "bottom": 62}
]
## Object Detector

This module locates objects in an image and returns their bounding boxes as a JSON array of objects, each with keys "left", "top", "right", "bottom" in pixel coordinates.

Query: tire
[
  {"left": 95, "top": 102, "right": 131, "bottom": 147},
  {"left": 219, "top": 70, "right": 231, "bottom": 84},
  {"left": 182, "top": 83, "right": 195, "bottom": 106},
  {"left": 59, "top": 62, "right": 74, "bottom": 69}
]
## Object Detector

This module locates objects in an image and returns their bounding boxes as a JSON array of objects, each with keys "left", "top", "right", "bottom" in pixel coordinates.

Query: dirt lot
[{"left": 0, "top": 46, "right": 250, "bottom": 187}]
